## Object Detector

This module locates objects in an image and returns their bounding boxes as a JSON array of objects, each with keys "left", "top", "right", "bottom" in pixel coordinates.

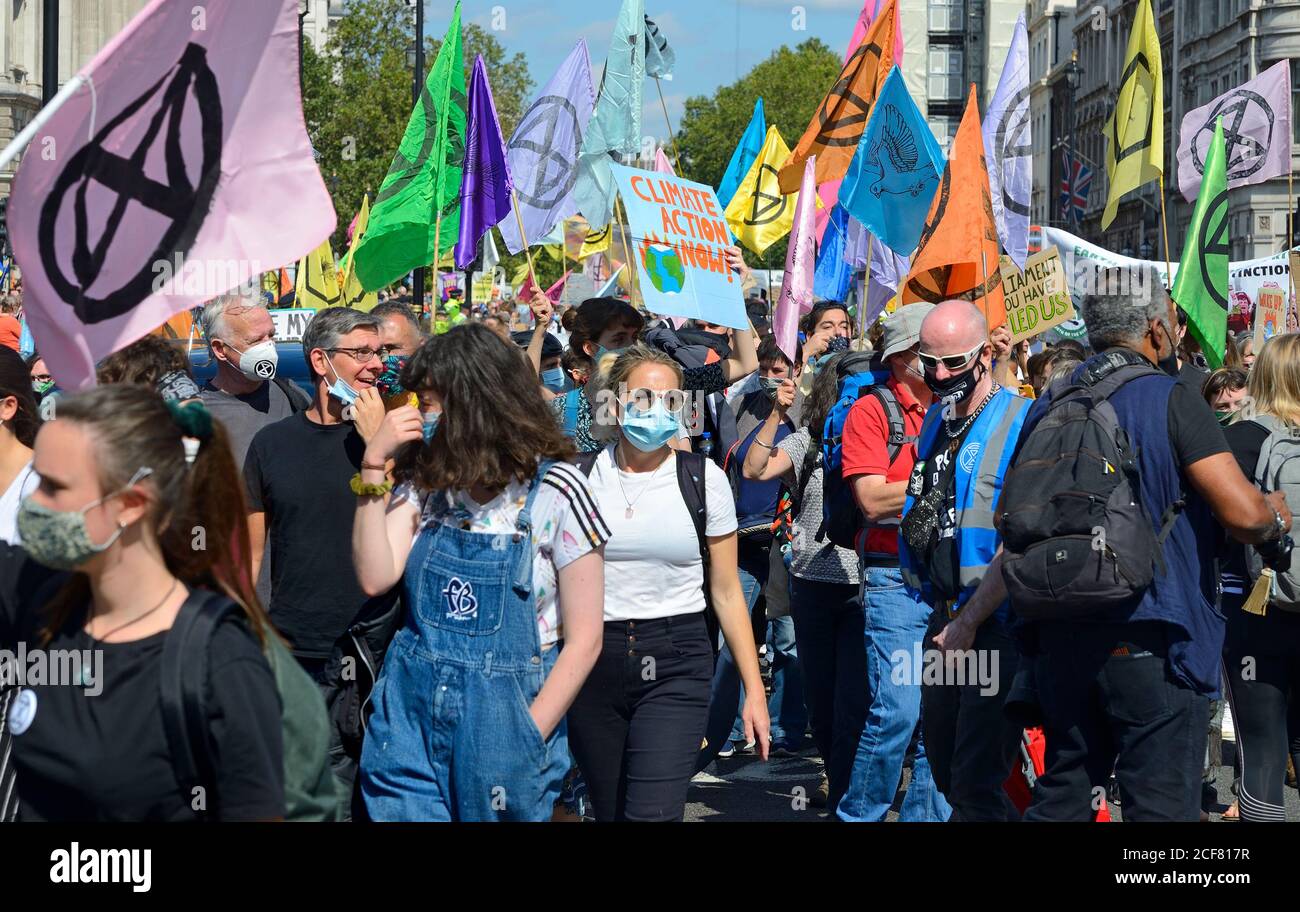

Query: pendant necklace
[{"left": 613, "top": 443, "right": 670, "bottom": 519}]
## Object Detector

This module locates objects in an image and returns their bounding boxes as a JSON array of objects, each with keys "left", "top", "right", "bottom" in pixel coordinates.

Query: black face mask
[
  {"left": 926, "top": 357, "right": 987, "bottom": 405},
  {"left": 1156, "top": 321, "right": 1180, "bottom": 377}
]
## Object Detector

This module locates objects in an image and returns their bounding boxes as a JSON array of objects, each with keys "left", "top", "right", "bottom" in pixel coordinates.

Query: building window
[
  {"left": 928, "top": 46, "right": 965, "bottom": 103},
  {"left": 928, "top": 116, "right": 959, "bottom": 155},
  {"left": 928, "top": 0, "right": 964, "bottom": 33}
]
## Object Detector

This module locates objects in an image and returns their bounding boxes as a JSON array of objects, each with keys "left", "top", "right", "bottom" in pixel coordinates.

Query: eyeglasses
[
  {"left": 31, "top": 373, "right": 53, "bottom": 383},
  {"left": 625, "top": 387, "right": 689, "bottom": 414},
  {"left": 918, "top": 341, "right": 986, "bottom": 373},
  {"left": 327, "top": 347, "right": 383, "bottom": 364},
  {"left": 377, "top": 343, "right": 405, "bottom": 357}
]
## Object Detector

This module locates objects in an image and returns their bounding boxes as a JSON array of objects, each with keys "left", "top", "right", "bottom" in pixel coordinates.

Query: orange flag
[
  {"left": 777, "top": 0, "right": 896, "bottom": 194},
  {"left": 902, "top": 84, "right": 1005, "bottom": 329}
]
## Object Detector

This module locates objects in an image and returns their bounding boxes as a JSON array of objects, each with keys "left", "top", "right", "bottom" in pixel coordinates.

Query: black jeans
[
  {"left": 921, "top": 610, "right": 1021, "bottom": 821},
  {"left": 1223, "top": 594, "right": 1300, "bottom": 822},
  {"left": 567, "top": 613, "right": 712, "bottom": 822},
  {"left": 789, "top": 577, "right": 866, "bottom": 814},
  {"left": 1025, "top": 621, "right": 1210, "bottom": 822}
]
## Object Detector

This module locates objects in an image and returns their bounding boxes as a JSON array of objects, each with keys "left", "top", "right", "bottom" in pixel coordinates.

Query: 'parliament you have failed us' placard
[{"left": 610, "top": 164, "right": 749, "bottom": 329}]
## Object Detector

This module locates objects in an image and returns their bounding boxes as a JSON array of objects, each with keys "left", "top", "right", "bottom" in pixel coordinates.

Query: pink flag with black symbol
[{"left": 8, "top": 0, "right": 335, "bottom": 389}]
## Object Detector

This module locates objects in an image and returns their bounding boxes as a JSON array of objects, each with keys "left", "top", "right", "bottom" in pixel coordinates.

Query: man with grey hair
[
  {"left": 898, "top": 299, "right": 1031, "bottom": 821},
  {"left": 244, "top": 307, "right": 391, "bottom": 673},
  {"left": 199, "top": 291, "right": 310, "bottom": 471},
  {"left": 1007, "top": 267, "right": 1290, "bottom": 821}
]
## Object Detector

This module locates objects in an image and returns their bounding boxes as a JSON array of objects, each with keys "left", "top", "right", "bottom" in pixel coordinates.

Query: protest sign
[
  {"left": 269, "top": 308, "right": 315, "bottom": 342},
  {"left": 609, "top": 163, "right": 748, "bottom": 329},
  {"left": 1000, "top": 246, "right": 1072, "bottom": 343},
  {"left": 560, "top": 273, "right": 596, "bottom": 307},
  {"left": 1253, "top": 282, "right": 1288, "bottom": 353}
]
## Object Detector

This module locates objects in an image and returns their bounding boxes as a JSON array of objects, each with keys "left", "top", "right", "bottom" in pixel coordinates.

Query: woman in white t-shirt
[
  {"left": 0, "top": 347, "right": 39, "bottom": 544},
  {"left": 352, "top": 324, "right": 608, "bottom": 822},
  {"left": 566, "top": 344, "right": 770, "bottom": 822}
]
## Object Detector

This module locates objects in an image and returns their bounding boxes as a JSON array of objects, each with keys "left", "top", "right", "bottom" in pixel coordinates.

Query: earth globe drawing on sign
[{"left": 642, "top": 243, "right": 686, "bottom": 294}]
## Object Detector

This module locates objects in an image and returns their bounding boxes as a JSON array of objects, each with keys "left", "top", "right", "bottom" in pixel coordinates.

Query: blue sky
[{"left": 438, "top": 0, "right": 867, "bottom": 141}]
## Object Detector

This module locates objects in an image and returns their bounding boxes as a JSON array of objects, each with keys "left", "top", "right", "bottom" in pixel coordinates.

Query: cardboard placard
[{"left": 1001, "top": 246, "right": 1072, "bottom": 343}]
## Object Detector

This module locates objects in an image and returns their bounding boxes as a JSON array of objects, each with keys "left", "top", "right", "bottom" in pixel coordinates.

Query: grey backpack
[{"left": 1246, "top": 415, "right": 1300, "bottom": 611}]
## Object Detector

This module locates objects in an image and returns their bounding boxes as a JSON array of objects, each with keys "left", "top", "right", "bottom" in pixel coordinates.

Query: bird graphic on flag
[{"left": 1059, "top": 151, "right": 1092, "bottom": 225}]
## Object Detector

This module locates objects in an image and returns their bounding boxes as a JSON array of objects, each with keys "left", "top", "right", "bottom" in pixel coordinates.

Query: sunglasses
[
  {"left": 918, "top": 341, "right": 986, "bottom": 373},
  {"left": 625, "top": 387, "right": 689, "bottom": 414}
]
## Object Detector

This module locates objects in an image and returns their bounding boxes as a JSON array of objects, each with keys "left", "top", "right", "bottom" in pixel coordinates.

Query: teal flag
[{"left": 573, "top": 0, "right": 645, "bottom": 227}]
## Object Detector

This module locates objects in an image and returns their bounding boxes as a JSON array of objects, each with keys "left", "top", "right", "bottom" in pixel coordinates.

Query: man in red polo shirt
[{"left": 836, "top": 303, "right": 950, "bottom": 822}]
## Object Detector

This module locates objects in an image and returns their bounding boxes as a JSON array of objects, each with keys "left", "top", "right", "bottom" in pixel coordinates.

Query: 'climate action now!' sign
[{"left": 1001, "top": 246, "right": 1072, "bottom": 343}]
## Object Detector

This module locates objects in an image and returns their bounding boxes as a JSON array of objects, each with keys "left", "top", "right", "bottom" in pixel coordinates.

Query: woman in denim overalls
[{"left": 351, "top": 325, "right": 606, "bottom": 821}]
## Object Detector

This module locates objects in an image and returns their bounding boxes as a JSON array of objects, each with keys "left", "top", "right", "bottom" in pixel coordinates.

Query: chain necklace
[
  {"left": 944, "top": 383, "right": 1001, "bottom": 440},
  {"left": 612, "top": 442, "right": 671, "bottom": 519}
]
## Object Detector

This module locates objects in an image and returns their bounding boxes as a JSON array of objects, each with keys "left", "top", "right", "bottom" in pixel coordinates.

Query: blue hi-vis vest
[{"left": 899, "top": 386, "right": 1031, "bottom": 615}]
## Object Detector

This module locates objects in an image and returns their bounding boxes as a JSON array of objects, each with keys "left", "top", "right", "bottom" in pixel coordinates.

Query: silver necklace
[
  {"left": 945, "top": 383, "right": 1000, "bottom": 438},
  {"left": 612, "top": 443, "right": 671, "bottom": 519}
]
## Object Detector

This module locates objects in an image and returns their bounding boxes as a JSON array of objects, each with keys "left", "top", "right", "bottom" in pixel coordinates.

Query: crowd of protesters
[{"left": 1, "top": 251, "right": 1299, "bottom": 826}]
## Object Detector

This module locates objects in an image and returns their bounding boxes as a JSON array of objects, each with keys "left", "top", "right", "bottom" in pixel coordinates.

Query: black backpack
[
  {"left": 999, "top": 353, "right": 1184, "bottom": 620},
  {"left": 573, "top": 448, "right": 719, "bottom": 654}
]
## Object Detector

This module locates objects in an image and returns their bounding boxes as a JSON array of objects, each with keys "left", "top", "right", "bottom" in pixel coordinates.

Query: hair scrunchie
[{"left": 165, "top": 399, "right": 214, "bottom": 441}]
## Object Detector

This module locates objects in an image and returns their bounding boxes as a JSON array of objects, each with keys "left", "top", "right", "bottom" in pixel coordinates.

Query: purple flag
[
  {"left": 981, "top": 13, "right": 1031, "bottom": 268},
  {"left": 1177, "top": 60, "right": 1293, "bottom": 203},
  {"left": 865, "top": 237, "right": 909, "bottom": 325},
  {"left": 499, "top": 41, "right": 595, "bottom": 254},
  {"left": 455, "top": 56, "right": 512, "bottom": 269},
  {"left": 774, "top": 156, "right": 818, "bottom": 363}
]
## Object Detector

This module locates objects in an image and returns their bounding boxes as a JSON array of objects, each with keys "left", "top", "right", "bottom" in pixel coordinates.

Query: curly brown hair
[
  {"left": 96, "top": 335, "right": 191, "bottom": 387},
  {"left": 394, "top": 323, "right": 575, "bottom": 493}
]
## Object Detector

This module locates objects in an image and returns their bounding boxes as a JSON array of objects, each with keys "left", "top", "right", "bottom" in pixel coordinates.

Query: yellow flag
[
  {"left": 580, "top": 223, "right": 613, "bottom": 258},
  {"left": 1102, "top": 0, "right": 1162, "bottom": 230},
  {"left": 725, "top": 126, "right": 798, "bottom": 255},
  {"left": 294, "top": 237, "right": 341, "bottom": 310},
  {"left": 341, "top": 196, "right": 379, "bottom": 311}
]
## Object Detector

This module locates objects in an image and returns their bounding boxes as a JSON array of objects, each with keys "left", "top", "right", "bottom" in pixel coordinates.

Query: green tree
[
  {"left": 301, "top": 0, "right": 533, "bottom": 261},
  {"left": 675, "top": 38, "right": 841, "bottom": 270}
]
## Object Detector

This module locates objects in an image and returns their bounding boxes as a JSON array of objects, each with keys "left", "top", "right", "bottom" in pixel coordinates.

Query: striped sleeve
[{"left": 540, "top": 462, "right": 612, "bottom": 566}]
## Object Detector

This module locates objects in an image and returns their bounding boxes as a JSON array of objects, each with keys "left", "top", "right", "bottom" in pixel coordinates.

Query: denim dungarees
[{"left": 360, "top": 462, "right": 569, "bottom": 821}]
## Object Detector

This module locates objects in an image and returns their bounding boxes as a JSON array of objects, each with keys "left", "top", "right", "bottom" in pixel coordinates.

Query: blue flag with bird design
[{"left": 839, "top": 66, "right": 945, "bottom": 256}]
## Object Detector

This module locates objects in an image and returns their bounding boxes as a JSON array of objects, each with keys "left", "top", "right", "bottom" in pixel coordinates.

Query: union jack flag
[{"left": 1059, "top": 151, "right": 1092, "bottom": 224}]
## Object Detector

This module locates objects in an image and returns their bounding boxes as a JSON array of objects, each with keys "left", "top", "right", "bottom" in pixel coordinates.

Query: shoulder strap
[
  {"left": 675, "top": 451, "right": 720, "bottom": 656},
  {"left": 867, "top": 386, "right": 911, "bottom": 465},
  {"left": 273, "top": 375, "right": 309, "bottom": 414},
  {"left": 159, "top": 588, "right": 241, "bottom": 821}
]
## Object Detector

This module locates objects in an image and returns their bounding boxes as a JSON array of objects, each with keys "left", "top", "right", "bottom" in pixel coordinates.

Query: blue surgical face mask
[
  {"left": 541, "top": 367, "right": 566, "bottom": 393},
  {"left": 422, "top": 412, "right": 440, "bottom": 444},
  {"left": 325, "top": 360, "right": 359, "bottom": 406},
  {"left": 620, "top": 400, "right": 680, "bottom": 452}
]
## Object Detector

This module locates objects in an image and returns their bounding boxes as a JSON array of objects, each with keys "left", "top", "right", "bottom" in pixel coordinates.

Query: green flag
[
  {"left": 354, "top": 2, "right": 466, "bottom": 291},
  {"left": 1171, "top": 116, "right": 1229, "bottom": 369}
]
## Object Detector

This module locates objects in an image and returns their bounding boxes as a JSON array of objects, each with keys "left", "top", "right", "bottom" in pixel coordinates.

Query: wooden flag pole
[
  {"left": 616, "top": 196, "right": 641, "bottom": 305},
  {"left": 509, "top": 188, "right": 539, "bottom": 287},
  {"left": 432, "top": 213, "right": 443, "bottom": 310},
  {"left": 1158, "top": 175, "right": 1173, "bottom": 284},
  {"left": 655, "top": 78, "right": 684, "bottom": 175}
]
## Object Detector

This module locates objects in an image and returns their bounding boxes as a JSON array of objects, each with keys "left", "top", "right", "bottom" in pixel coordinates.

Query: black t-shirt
[
  {"left": 244, "top": 412, "right": 395, "bottom": 659},
  {"left": 1177, "top": 360, "right": 1209, "bottom": 397},
  {"left": 915, "top": 416, "right": 973, "bottom": 601},
  {"left": 1, "top": 575, "right": 284, "bottom": 821}
]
